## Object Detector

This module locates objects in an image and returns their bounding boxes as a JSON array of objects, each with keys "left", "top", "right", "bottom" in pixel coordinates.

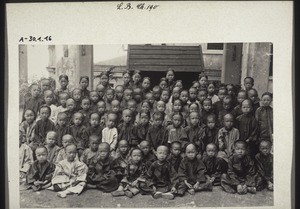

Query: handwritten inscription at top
[{"left": 117, "top": 2, "right": 159, "bottom": 11}]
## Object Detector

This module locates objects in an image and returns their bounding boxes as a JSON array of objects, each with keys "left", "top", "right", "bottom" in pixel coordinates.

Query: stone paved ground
[{"left": 20, "top": 186, "right": 273, "bottom": 208}]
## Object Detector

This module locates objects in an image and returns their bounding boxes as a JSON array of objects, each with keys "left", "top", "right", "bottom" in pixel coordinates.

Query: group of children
[{"left": 19, "top": 69, "right": 273, "bottom": 199}]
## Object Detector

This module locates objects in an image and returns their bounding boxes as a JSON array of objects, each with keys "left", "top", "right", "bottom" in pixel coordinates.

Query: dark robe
[
  {"left": 184, "top": 125, "right": 205, "bottom": 153},
  {"left": 146, "top": 125, "right": 168, "bottom": 150},
  {"left": 78, "top": 109, "right": 92, "bottom": 127},
  {"left": 117, "top": 123, "right": 135, "bottom": 146},
  {"left": 64, "top": 109, "right": 77, "bottom": 126},
  {"left": 81, "top": 89, "right": 90, "bottom": 99},
  {"left": 142, "top": 151, "right": 157, "bottom": 169},
  {"left": 202, "top": 155, "right": 228, "bottom": 185},
  {"left": 132, "top": 123, "right": 150, "bottom": 146},
  {"left": 167, "top": 154, "right": 182, "bottom": 172},
  {"left": 233, "top": 104, "right": 243, "bottom": 117},
  {"left": 221, "top": 154, "right": 256, "bottom": 193},
  {"left": 87, "top": 156, "right": 119, "bottom": 192},
  {"left": 255, "top": 106, "right": 273, "bottom": 141},
  {"left": 80, "top": 148, "right": 99, "bottom": 166},
  {"left": 140, "top": 160, "right": 179, "bottom": 194},
  {"left": 54, "top": 124, "right": 70, "bottom": 147},
  {"left": 112, "top": 153, "right": 129, "bottom": 181},
  {"left": 69, "top": 124, "right": 86, "bottom": 150},
  {"left": 33, "top": 119, "right": 55, "bottom": 145},
  {"left": 255, "top": 153, "right": 273, "bottom": 191},
  {"left": 82, "top": 125, "right": 103, "bottom": 148},
  {"left": 26, "top": 160, "right": 55, "bottom": 190},
  {"left": 121, "top": 160, "right": 147, "bottom": 185},
  {"left": 213, "top": 101, "right": 223, "bottom": 117},
  {"left": 200, "top": 109, "right": 216, "bottom": 125},
  {"left": 200, "top": 126, "right": 219, "bottom": 150}
]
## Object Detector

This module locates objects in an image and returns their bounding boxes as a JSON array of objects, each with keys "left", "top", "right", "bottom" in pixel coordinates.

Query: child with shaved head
[
  {"left": 139, "top": 145, "right": 178, "bottom": 200},
  {"left": 86, "top": 142, "right": 119, "bottom": 192},
  {"left": 44, "top": 131, "right": 60, "bottom": 163},
  {"left": 55, "top": 135, "right": 79, "bottom": 164},
  {"left": 177, "top": 143, "right": 212, "bottom": 196}
]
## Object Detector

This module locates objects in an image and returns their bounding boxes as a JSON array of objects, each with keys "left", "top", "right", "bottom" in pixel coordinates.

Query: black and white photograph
[
  {"left": 6, "top": 2, "right": 293, "bottom": 209},
  {"left": 17, "top": 43, "right": 274, "bottom": 207}
]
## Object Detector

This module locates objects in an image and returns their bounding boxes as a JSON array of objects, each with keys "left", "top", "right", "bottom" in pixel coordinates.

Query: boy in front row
[
  {"left": 139, "top": 145, "right": 179, "bottom": 200},
  {"left": 221, "top": 140, "right": 257, "bottom": 194}
]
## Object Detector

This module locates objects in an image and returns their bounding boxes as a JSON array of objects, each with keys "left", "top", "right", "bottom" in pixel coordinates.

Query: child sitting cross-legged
[
  {"left": 111, "top": 148, "right": 147, "bottom": 198},
  {"left": 86, "top": 142, "right": 119, "bottom": 192},
  {"left": 167, "top": 141, "right": 182, "bottom": 172},
  {"left": 25, "top": 146, "right": 55, "bottom": 192},
  {"left": 138, "top": 140, "right": 157, "bottom": 168},
  {"left": 221, "top": 140, "right": 257, "bottom": 194},
  {"left": 177, "top": 143, "right": 213, "bottom": 196},
  {"left": 139, "top": 145, "right": 179, "bottom": 200},
  {"left": 50, "top": 143, "right": 88, "bottom": 198},
  {"left": 202, "top": 143, "right": 228, "bottom": 186},
  {"left": 80, "top": 135, "right": 100, "bottom": 166}
]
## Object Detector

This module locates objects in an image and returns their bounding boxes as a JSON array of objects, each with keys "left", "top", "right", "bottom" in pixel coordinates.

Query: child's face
[
  {"left": 207, "top": 118, "right": 216, "bottom": 129},
  {"left": 122, "top": 111, "right": 132, "bottom": 124},
  {"left": 107, "top": 115, "right": 116, "bottom": 128},
  {"left": 206, "top": 145, "right": 217, "bottom": 158},
  {"left": 66, "top": 145, "right": 77, "bottom": 162},
  {"left": 173, "top": 100, "right": 182, "bottom": 112},
  {"left": 100, "top": 75, "right": 109, "bottom": 86},
  {"left": 59, "top": 95, "right": 68, "bottom": 107},
  {"left": 189, "top": 113, "right": 199, "bottom": 126},
  {"left": 44, "top": 92, "right": 54, "bottom": 105},
  {"left": 115, "top": 87, "right": 124, "bottom": 99},
  {"left": 111, "top": 102, "right": 120, "bottom": 113},
  {"left": 223, "top": 98, "right": 232, "bottom": 110},
  {"left": 127, "top": 102, "right": 137, "bottom": 113},
  {"left": 118, "top": 141, "right": 129, "bottom": 155},
  {"left": 40, "top": 107, "right": 50, "bottom": 120},
  {"left": 157, "top": 102, "right": 166, "bottom": 112},
  {"left": 172, "top": 88, "right": 180, "bottom": 99},
  {"left": 142, "top": 79, "right": 150, "bottom": 90},
  {"left": 156, "top": 147, "right": 168, "bottom": 162},
  {"left": 31, "top": 85, "right": 40, "bottom": 98},
  {"left": 166, "top": 71, "right": 174, "bottom": 82},
  {"left": 171, "top": 144, "right": 181, "bottom": 157},
  {"left": 197, "top": 91, "right": 207, "bottom": 103},
  {"left": 189, "top": 104, "right": 199, "bottom": 113},
  {"left": 79, "top": 78, "right": 89, "bottom": 89},
  {"left": 96, "top": 86, "right": 105, "bottom": 98},
  {"left": 160, "top": 91, "right": 169, "bottom": 103},
  {"left": 57, "top": 114, "right": 67, "bottom": 126},
  {"left": 145, "top": 94, "right": 155, "bottom": 105},
  {"left": 90, "top": 114, "right": 100, "bottom": 127},
  {"left": 140, "top": 142, "right": 150, "bottom": 155},
  {"left": 218, "top": 89, "right": 227, "bottom": 101},
  {"left": 153, "top": 116, "right": 163, "bottom": 127},
  {"left": 234, "top": 143, "right": 246, "bottom": 158},
  {"left": 244, "top": 78, "right": 254, "bottom": 90},
  {"left": 189, "top": 89, "right": 197, "bottom": 101},
  {"left": 227, "top": 85, "right": 235, "bottom": 96},
  {"left": 66, "top": 100, "right": 75, "bottom": 111},
  {"left": 73, "top": 90, "right": 82, "bottom": 101},
  {"left": 73, "top": 114, "right": 83, "bottom": 126},
  {"left": 185, "top": 146, "right": 197, "bottom": 160},
  {"left": 175, "top": 82, "right": 183, "bottom": 90},
  {"left": 248, "top": 90, "right": 258, "bottom": 102},
  {"left": 89, "top": 138, "right": 100, "bottom": 152},
  {"left": 106, "top": 90, "right": 115, "bottom": 101},
  {"left": 180, "top": 91, "right": 189, "bottom": 104},
  {"left": 81, "top": 99, "right": 90, "bottom": 111},
  {"left": 192, "top": 82, "right": 200, "bottom": 89},
  {"left": 140, "top": 113, "right": 150, "bottom": 126},
  {"left": 35, "top": 148, "right": 48, "bottom": 163},
  {"left": 46, "top": 133, "right": 57, "bottom": 147},
  {"left": 59, "top": 78, "right": 68, "bottom": 89},
  {"left": 141, "top": 102, "right": 150, "bottom": 112},
  {"left": 237, "top": 92, "right": 247, "bottom": 104},
  {"left": 133, "top": 73, "right": 141, "bottom": 84},
  {"left": 261, "top": 95, "right": 272, "bottom": 107},
  {"left": 159, "top": 81, "right": 167, "bottom": 90},
  {"left": 124, "top": 90, "right": 133, "bottom": 101},
  {"left": 199, "top": 77, "right": 207, "bottom": 87},
  {"left": 133, "top": 89, "right": 142, "bottom": 103},
  {"left": 41, "top": 80, "right": 51, "bottom": 92},
  {"left": 259, "top": 141, "right": 271, "bottom": 156},
  {"left": 224, "top": 115, "right": 234, "bottom": 130},
  {"left": 172, "top": 114, "right": 182, "bottom": 128},
  {"left": 98, "top": 145, "right": 110, "bottom": 161},
  {"left": 203, "top": 100, "right": 212, "bottom": 112},
  {"left": 153, "top": 89, "right": 161, "bottom": 101},
  {"left": 97, "top": 102, "right": 106, "bottom": 114},
  {"left": 131, "top": 150, "right": 142, "bottom": 164},
  {"left": 24, "top": 110, "right": 35, "bottom": 124},
  {"left": 207, "top": 84, "right": 215, "bottom": 95},
  {"left": 123, "top": 73, "right": 131, "bottom": 85},
  {"left": 241, "top": 101, "right": 252, "bottom": 114},
  {"left": 90, "top": 92, "right": 99, "bottom": 103}
]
